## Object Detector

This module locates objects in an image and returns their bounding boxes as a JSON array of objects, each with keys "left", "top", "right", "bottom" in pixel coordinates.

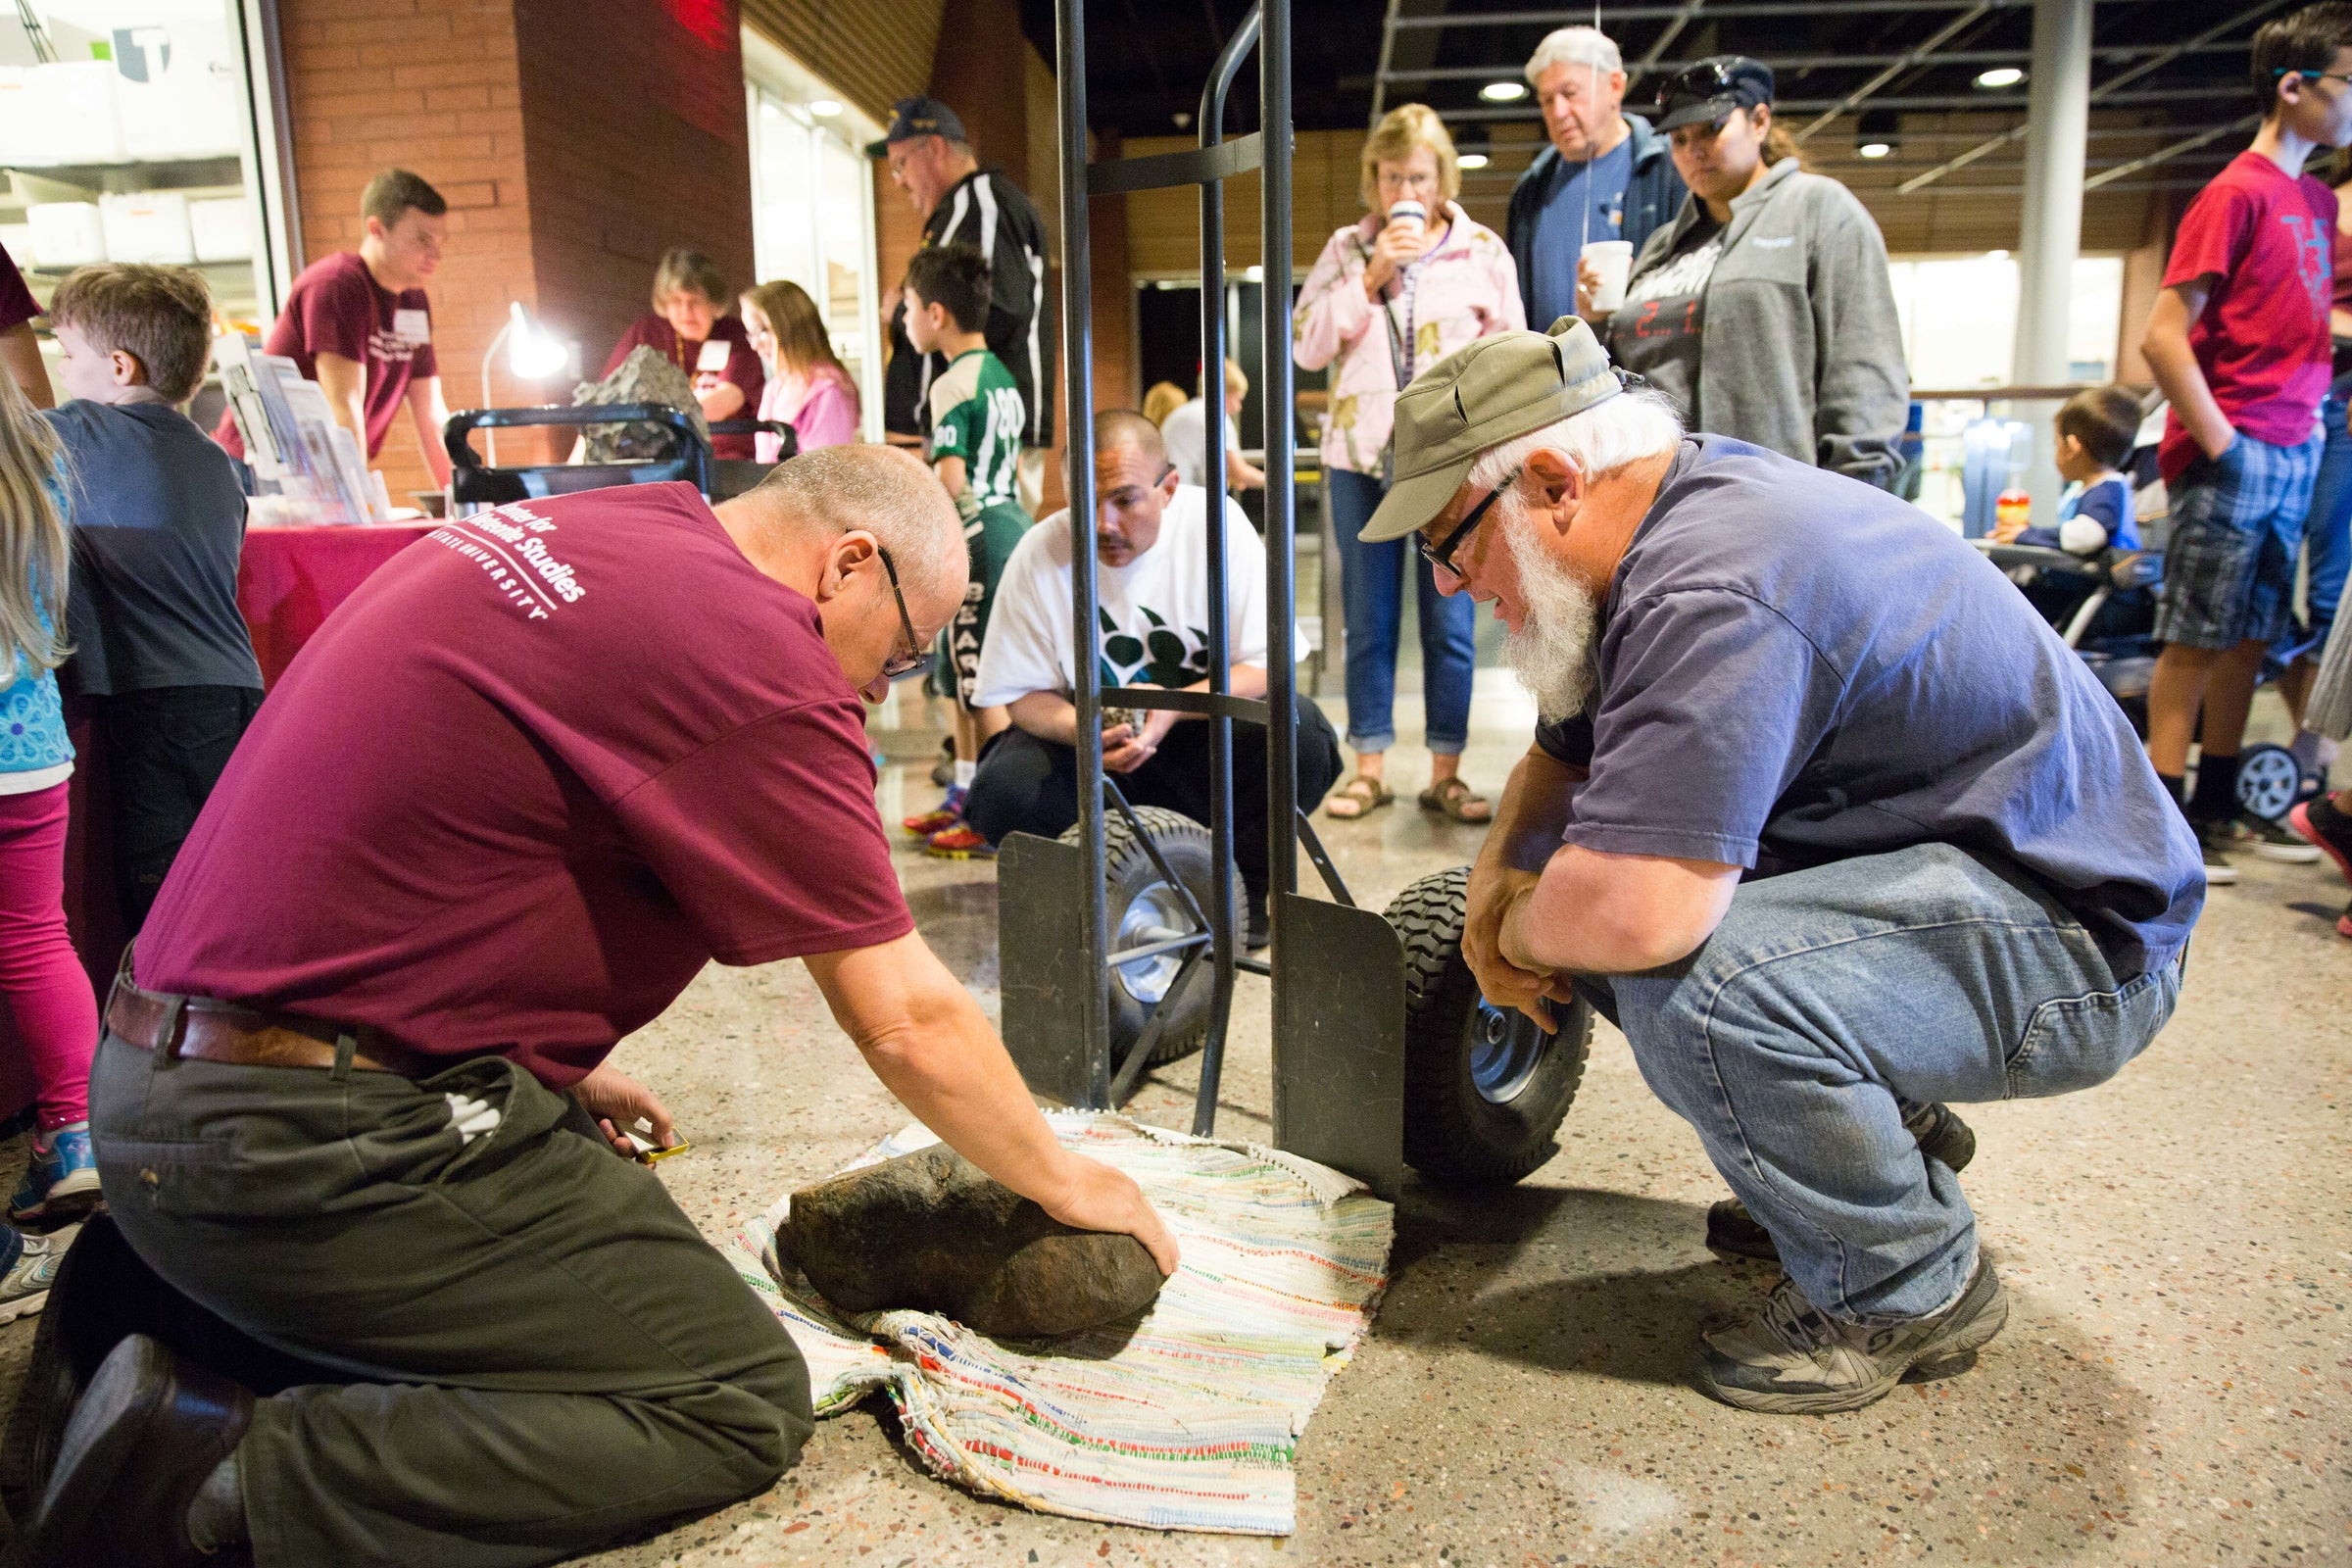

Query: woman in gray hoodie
[{"left": 1595, "top": 57, "right": 1909, "bottom": 488}]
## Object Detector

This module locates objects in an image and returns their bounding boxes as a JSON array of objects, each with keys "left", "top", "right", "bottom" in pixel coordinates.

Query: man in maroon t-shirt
[
  {"left": 0, "top": 240, "right": 51, "bottom": 407},
  {"left": 215, "top": 169, "right": 454, "bottom": 487},
  {"left": 26, "top": 447, "right": 1175, "bottom": 1568},
  {"left": 2141, "top": 4, "right": 2352, "bottom": 879}
]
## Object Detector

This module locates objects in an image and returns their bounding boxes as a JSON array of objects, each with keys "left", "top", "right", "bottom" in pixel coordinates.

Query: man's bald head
[
  {"left": 1095, "top": 408, "right": 1167, "bottom": 472},
  {"left": 733, "top": 444, "right": 965, "bottom": 610}
]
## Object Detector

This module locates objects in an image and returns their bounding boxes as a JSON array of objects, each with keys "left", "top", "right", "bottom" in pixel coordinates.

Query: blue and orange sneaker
[
  {"left": 924, "top": 822, "right": 996, "bottom": 859},
  {"left": 904, "top": 786, "right": 967, "bottom": 840},
  {"left": 11, "top": 1122, "right": 103, "bottom": 1233}
]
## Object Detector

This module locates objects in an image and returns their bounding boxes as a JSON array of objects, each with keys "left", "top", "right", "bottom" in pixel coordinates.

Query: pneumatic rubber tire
[
  {"left": 1059, "top": 807, "right": 1240, "bottom": 1073},
  {"left": 1385, "top": 865, "right": 1590, "bottom": 1187}
]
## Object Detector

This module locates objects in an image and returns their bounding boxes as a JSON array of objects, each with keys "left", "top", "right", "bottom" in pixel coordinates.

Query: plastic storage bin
[
  {"left": 100, "top": 193, "right": 195, "bottom": 265},
  {"left": 26, "top": 204, "right": 107, "bottom": 270},
  {"left": 189, "top": 197, "right": 252, "bottom": 262},
  {"left": 0, "top": 63, "right": 126, "bottom": 166}
]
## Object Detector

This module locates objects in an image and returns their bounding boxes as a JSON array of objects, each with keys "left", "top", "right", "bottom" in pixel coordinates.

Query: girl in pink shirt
[
  {"left": 741, "top": 280, "right": 861, "bottom": 459},
  {"left": 1294, "top": 104, "right": 1524, "bottom": 824}
]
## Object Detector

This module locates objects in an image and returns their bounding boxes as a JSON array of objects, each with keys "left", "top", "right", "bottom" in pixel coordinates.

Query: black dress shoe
[{"left": 21, "top": 1334, "right": 253, "bottom": 1568}]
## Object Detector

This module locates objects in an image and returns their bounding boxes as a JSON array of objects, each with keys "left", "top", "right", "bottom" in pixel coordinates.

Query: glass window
[
  {"left": 742, "top": 39, "right": 884, "bottom": 441},
  {"left": 1, "top": 0, "right": 291, "bottom": 404}
]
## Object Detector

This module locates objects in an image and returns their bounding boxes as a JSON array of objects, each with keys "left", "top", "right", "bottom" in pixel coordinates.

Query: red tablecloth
[
  {"left": 237, "top": 521, "right": 440, "bottom": 687},
  {"left": 0, "top": 522, "right": 439, "bottom": 1128}
]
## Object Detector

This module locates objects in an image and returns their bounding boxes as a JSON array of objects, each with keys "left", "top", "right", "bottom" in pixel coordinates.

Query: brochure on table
[{"left": 216, "top": 330, "right": 393, "bottom": 526}]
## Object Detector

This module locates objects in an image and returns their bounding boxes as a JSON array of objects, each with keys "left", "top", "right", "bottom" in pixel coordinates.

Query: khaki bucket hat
[{"left": 1358, "top": 316, "right": 1621, "bottom": 544}]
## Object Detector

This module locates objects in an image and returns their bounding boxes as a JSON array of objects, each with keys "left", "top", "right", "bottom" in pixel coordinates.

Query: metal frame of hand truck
[{"left": 995, "top": 0, "right": 1407, "bottom": 1199}]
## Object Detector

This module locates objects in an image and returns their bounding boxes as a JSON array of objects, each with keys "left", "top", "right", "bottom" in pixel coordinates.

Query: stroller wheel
[{"left": 2233, "top": 743, "right": 2302, "bottom": 821}]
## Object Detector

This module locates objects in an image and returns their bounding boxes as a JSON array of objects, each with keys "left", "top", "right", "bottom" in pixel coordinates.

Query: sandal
[
  {"left": 1418, "top": 776, "right": 1492, "bottom": 823},
  {"left": 1322, "top": 774, "right": 1396, "bottom": 820}
]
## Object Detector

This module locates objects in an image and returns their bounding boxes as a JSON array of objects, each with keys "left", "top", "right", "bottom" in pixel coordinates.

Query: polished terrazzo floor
[{"left": 3, "top": 677, "right": 2342, "bottom": 1568}]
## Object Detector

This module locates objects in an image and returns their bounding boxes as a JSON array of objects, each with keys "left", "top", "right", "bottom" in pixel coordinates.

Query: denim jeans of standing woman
[{"left": 1325, "top": 468, "right": 1484, "bottom": 818}]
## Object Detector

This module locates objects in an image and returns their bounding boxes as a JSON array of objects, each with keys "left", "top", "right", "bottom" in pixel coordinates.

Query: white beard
[{"left": 1498, "top": 497, "right": 1600, "bottom": 723}]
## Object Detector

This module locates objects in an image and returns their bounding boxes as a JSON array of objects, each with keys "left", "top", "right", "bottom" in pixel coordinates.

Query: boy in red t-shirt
[{"left": 2142, "top": 2, "right": 2352, "bottom": 882}]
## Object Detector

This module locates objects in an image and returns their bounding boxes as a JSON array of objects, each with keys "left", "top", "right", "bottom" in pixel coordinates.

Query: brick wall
[
  {"left": 278, "top": 0, "right": 757, "bottom": 499},
  {"left": 279, "top": 0, "right": 539, "bottom": 500},
  {"left": 514, "top": 0, "right": 755, "bottom": 378}
]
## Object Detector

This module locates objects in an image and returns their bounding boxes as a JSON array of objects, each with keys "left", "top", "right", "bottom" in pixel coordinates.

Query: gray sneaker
[
  {"left": 2215, "top": 811, "right": 2324, "bottom": 864},
  {"left": 0, "top": 1227, "right": 68, "bottom": 1327},
  {"left": 1697, "top": 1257, "right": 2008, "bottom": 1413}
]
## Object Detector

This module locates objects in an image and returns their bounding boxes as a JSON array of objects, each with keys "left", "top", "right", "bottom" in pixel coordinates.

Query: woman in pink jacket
[
  {"left": 1295, "top": 104, "right": 1524, "bottom": 822},
  {"left": 741, "top": 279, "right": 861, "bottom": 459}
]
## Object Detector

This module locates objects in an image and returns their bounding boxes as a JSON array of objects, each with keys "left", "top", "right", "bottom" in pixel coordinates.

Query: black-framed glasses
[
  {"left": 876, "top": 547, "right": 927, "bottom": 679},
  {"left": 1420, "top": 465, "right": 1523, "bottom": 578}
]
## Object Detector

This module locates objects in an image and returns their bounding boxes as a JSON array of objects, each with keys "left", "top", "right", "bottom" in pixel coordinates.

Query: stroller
[{"left": 1977, "top": 423, "right": 2315, "bottom": 823}]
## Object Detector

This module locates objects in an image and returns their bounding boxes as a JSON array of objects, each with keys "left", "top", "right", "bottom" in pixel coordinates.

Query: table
[{"left": 237, "top": 520, "right": 441, "bottom": 686}]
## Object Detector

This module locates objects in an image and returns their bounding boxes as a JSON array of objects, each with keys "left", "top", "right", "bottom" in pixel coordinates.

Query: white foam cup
[
  {"left": 1584, "top": 239, "right": 1634, "bottom": 313},
  {"left": 1387, "top": 199, "right": 1427, "bottom": 239}
]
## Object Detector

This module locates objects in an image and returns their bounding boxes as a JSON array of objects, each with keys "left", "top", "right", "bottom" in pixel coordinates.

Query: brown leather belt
[{"left": 106, "top": 977, "right": 441, "bottom": 1078}]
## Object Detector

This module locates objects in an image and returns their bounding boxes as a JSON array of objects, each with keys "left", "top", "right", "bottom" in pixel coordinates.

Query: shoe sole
[
  {"left": 2249, "top": 842, "right": 2323, "bottom": 863},
  {"left": 2203, "top": 860, "right": 2240, "bottom": 886},
  {"left": 12, "top": 1178, "right": 106, "bottom": 1235},
  {"left": 2289, "top": 804, "right": 2352, "bottom": 885},
  {"left": 0, "top": 1289, "right": 46, "bottom": 1328},
  {"left": 924, "top": 845, "right": 996, "bottom": 859},
  {"left": 1699, "top": 1271, "right": 2010, "bottom": 1415}
]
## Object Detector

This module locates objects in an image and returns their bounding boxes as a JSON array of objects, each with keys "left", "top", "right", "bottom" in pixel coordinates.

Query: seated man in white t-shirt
[
  {"left": 1157, "top": 358, "right": 1266, "bottom": 493},
  {"left": 966, "top": 410, "right": 1341, "bottom": 946}
]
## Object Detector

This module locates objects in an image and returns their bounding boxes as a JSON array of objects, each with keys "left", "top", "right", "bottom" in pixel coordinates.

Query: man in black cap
[{"left": 871, "top": 96, "right": 1054, "bottom": 495}]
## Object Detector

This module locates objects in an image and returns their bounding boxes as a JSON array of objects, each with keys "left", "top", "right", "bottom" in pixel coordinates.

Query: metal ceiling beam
[
  {"left": 1440, "top": 84, "right": 2220, "bottom": 121},
  {"left": 1897, "top": 0, "right": 2286, "bottom": 193},
  {"left": 1792, "top": 3, "right": 1996, "bottom": 143},
  {"left": 1368, "top": 0, "right": 1404, "bottom": 122},
  {"left": 1638, "top": 1, "right": 1706, "bottom": 71},
  {"left": 1379, "top": 43, "right": 2239, "bottom": 80},
  {"left": 2082, "top": 113, "right": 2260, "bottom": 189},
  {"left": 1388, "top": 0, "right": 2144, "bottom": 27}
]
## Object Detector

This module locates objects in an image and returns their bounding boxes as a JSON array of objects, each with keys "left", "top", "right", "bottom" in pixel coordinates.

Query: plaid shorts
[{"left": 2155, "top": 429, "right": 2323, "bottom": 650}]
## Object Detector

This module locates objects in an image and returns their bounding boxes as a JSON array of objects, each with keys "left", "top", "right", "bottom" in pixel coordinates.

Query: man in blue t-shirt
[
  {"left": 1505, "top": 26, "right": 1687, "bottom": 329},
  {"left": 1360, "top": 321, "right": 2203, "bottom": 1415}
]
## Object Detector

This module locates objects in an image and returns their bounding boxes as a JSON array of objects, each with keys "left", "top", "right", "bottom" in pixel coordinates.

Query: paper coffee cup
[
  {"left": 1585, "top": 239, "right": 1634, "bottom": 313},
  {"left": 1388, "top": 199, "right": 1427, "bottom": 237}
]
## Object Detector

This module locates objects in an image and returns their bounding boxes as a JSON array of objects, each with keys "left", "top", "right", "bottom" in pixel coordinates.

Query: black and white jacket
[{"left": 884, "top": 169, "right": 1054, "bottom": 448}]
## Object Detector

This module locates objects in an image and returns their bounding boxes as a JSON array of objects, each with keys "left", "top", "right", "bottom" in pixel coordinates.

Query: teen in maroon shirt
[
  {"left": 602, "top": 248, "right": 765, "bottom": 460},
  {"left": 42, "top": 447, "right": 1174, "bottom": 1568},
  {"left": 2140, "top": 5, "right": 2352, "bottom": 877},
  {"left": 214, "top": 169, "right": 454, "bottom": 486},
  {"left": 0, "top": 241, "right": 50, "bottom": 407}
]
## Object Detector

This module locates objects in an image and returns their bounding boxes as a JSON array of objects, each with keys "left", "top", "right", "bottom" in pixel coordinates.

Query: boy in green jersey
[{"left": 898, "top": 244, "right": 1031, "bottom": 857}]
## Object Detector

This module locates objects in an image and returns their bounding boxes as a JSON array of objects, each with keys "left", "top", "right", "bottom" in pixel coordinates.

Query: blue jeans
[
  {"left": 2295, "top": 388, "right": 2352, "bottom": 656},
  {"left": 1327, "top": 468, "right": 1477, "bottom": 755},
  {"left": 1575, "top": 844, "right": 2180, "bottom": 1323}
]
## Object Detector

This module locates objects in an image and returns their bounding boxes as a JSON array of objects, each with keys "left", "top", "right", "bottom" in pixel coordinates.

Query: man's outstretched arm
[{"left": 804, "top": 930, "right": 1180, "bottom": 1274}]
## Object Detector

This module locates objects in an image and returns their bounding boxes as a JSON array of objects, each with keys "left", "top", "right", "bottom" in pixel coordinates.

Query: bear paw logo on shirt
[{"left": 1100, "top": 607, "right": 1208, "bottom": 689}]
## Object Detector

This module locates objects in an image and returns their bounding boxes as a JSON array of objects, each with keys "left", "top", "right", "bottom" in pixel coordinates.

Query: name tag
[
  {"left": 392, "top": 308, "right": 431, "bottom": 344},
  {"left": 1750, "top": 235, "right": 1794, "bottom": 249},
  {"left": 696, "top": 338, "right": 731, "bottom": 373}
]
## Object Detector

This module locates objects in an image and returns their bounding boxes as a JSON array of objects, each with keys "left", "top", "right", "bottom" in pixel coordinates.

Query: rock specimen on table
[
  {"left": 784, "top": 1146, "right": 1165, "bottom": 1339},
  {"left": 571, "top": 346, "right": 710, "bottom": 464}
]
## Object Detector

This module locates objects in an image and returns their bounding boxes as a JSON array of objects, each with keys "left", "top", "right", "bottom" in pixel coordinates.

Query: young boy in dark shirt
[
  {"left": 2140, "top": 2, "right": 2352, "bottom": 882},
  {"left": 46, "top": 265, "right": 266, "bottom": 938}
]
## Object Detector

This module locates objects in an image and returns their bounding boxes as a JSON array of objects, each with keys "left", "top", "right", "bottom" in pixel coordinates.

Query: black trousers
[
  {"left": 101, "top": 685, "right": 263, "bottom": 933},
  {"left": 964, "top": 701, "right": 1344, "bottom": 896}
]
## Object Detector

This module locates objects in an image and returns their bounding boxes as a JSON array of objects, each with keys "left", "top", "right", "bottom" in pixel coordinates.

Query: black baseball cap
[
  {"left": 1651, "top": 55, "right": 1775, "bottom": 132},
  {"left": 865, "top": 96, "right": 968, "bottom": 158}
]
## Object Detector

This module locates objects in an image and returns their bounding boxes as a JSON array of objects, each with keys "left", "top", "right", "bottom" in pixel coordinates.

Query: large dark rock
[{"left": 783, "top": 1146, "right": 1165, "bottom": 1339}]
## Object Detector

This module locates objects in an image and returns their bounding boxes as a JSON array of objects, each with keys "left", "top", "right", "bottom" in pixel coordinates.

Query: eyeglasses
[
  {"left": 2277, "top": 68, "right": 2352, "bottom": 84},
  {"left": 877, "top": 547, "right": 927, "bottom": 679},
  {"left": 1420, "top": 466, "right": 1522, "bottom": 578}
]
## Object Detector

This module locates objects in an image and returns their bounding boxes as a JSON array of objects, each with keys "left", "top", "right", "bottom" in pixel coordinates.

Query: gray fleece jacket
[{"left": 1617, "top": 159, "right": 1908, "bottom": 487}]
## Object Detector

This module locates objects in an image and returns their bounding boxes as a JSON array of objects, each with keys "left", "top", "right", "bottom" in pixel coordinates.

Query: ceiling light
[
  {"left": 1479, "top": 80, "right": 1528, "bottom": 102},
  {"left": 1244, "top": 265, "right": 1264, "bottom": 281},
  {"left": 808, "top": 99, "right": 843, "bottom": 117},
  {"left": 1974, "top": 67, "right": 2024, "bottom": 89},
  {"left": 1986, "top": 248, "right": 2010, "bottom": 261},
  {"left": 1857, "top": 141, "right": 1892, "bottom": 160},
  {"left": 1458, "top": 152, "right": 1491, "bottom": 170}
]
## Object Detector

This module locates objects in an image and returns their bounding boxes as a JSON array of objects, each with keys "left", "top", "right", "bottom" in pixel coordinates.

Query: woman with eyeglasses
[
  {"left": 1590, "top": 56, "right": 1908, "bottom": 487},
  {"left": 1294, "top": 103, "right": 1525, "bottom": 825}
]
